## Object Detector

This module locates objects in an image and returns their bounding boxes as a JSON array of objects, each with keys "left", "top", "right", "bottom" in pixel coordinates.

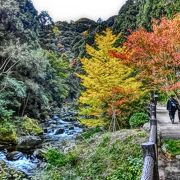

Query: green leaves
[
  {"left": 2, "top": 76, "right": 26, "bottom": 98},
  {"left": 164, "top": 139, "right": 180, "bottom": 156},
  {"left": 0, "top": 76, "right": 26, "bottom": 118}
]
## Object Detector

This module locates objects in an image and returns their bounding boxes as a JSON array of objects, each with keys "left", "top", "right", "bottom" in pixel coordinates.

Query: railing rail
[{"left": 141, "top": 102, "right": 159, "bottom": 180}]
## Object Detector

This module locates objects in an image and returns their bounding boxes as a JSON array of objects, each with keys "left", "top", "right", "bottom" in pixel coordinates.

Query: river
[{"left": 0, "top": 115, "right": 83, "bottom": 178}]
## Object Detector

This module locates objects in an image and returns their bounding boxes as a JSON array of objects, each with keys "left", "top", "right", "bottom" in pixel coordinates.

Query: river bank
[{"left": 33, "top": 129, "right": 148, "bottom": 179}]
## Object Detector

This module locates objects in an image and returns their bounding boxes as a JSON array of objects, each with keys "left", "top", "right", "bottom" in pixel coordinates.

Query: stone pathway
[
  {"left": 157, "top": 106, "right": 180, "bottom": 180},
  {"left": 157, "top": 106, "right": 180, "bottom": 139}
]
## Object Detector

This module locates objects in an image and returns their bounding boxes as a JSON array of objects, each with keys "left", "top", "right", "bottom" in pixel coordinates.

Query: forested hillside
[
  {"left": 0, "top": 0, "right": 70, "bottom": 120},
  {"left": 0, "top": 0, "right": 179, "bottom": 179}
]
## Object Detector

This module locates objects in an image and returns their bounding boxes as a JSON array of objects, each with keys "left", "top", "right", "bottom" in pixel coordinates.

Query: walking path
[
  {"left": 157, "top": 105, "right": 180, "bottom": 180},
  {"left": 157, "top": 106, "right": 180, "bottom": 139}
]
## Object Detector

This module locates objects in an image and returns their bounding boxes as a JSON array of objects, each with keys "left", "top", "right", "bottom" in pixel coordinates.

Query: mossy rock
[
  {"left": 21, "top": 116, "right": 43, "bottom": 135},
  {"left": 0, "top": 132, "right": 17, "bottom": 144},
  {"left": 0, "top": 161, "right": 26, "bottom": 179},
  {"left": 0, "top": 121, "right": 17, "bottom": 144}
]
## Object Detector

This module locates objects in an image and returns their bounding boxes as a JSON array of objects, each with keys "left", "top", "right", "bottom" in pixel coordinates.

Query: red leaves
[
  {"left": 111, "top": 14, "right": 180, "bottom": 92},
  {"left": 108, "top": 50, "right": 128, "bottom": 60},
  {"left": 163, "top": 82, "right": 180, "bottom": 91},
  {"left": 106, "top": 86, "right": 140, "bottom": 117}
]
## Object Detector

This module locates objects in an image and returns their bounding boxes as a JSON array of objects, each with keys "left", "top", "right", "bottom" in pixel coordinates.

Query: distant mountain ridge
[{"left": 46, "top": 0, "right": 180, "bottom": 57}]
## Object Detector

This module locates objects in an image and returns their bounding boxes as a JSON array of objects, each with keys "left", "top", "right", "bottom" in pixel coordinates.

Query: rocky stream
[{"left": 0, "top": 112, "right": 83, "bottom": 179}]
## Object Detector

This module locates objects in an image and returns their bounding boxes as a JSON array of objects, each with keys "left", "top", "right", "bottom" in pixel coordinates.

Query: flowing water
[
  {"left": 0, "top": 151, "right": 38, "bottom": 175},
  {"left": 0, "top": 116, "right": 83, "bottom": 176},
  {"left": 44, "top": 116, "right": 83, "bottom": 141}
]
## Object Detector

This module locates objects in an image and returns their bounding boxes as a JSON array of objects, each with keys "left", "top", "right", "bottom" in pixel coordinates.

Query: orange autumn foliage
[
  {"left": 106, "top": 86, "right": 141, "bottom": 118},
  {"left": 112, "top": 14, "right": 180, "bottom": 94}
]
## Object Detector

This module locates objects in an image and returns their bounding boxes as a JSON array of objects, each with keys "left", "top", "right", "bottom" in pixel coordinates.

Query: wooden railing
[{"left": 141, "top": 102, "right": 159, "bottom": 180}]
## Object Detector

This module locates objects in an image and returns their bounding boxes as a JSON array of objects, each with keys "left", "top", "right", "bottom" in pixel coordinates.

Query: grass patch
[{"left": 164, "top": 139, "right": 180, "bottom": 156}]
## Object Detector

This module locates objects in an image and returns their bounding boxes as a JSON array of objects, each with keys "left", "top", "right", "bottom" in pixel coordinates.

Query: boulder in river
[
  {"left": 54, "top": 128, "right": 65, "bottom": 135},
  {"left": 6, "top": 151, "right": 24, "bottom": 161},
  {"left": 52, "top": 115, "right": 59, "bottom": 120},
  {"left": 33, "top": 149, "right": 46, "bottom": 159},
  {"left": 17, "top": 136, "right": 42, "bottom": 150},
  {"left": 69, "top": 126, "right": 74, "bottom": 130},
  {"left": 73, "top": 121, "right": 84, "bottom": 128}
]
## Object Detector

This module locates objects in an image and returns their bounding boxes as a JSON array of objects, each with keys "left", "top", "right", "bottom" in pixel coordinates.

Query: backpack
[{"left": 170, "top": 99, "right": 178, "bottom": 110}]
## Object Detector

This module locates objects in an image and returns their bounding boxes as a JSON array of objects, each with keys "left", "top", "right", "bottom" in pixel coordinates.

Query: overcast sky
[{"left": 32, "top": 0, "right": 127, "bottom": 22}]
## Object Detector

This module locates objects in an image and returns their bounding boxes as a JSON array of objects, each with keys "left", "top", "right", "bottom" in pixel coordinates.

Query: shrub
[
  {"left": 108, "top": 156, "right": 143, "bottom": 180},
  {"left": 129, "top": 112, "right": 149, "bottom": 128},
  {"left": 0, "top": 99, "right": 14, "bottom": 119}
]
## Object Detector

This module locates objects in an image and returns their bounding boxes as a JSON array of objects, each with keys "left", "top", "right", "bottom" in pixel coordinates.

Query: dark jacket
[{"left": 167, "top": 98, "right": 179, "bottom": 111}]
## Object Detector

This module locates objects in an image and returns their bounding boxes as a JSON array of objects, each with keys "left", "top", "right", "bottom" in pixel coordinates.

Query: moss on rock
[
  {"left": 20, "top": 116, "right": 43, "bottom": 135},
  {"left": 0, "top": 120, "right": 17, "bottom": 144}
]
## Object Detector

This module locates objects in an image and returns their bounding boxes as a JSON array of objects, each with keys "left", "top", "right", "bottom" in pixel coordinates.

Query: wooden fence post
[{"left": 141, "top": 142, "right": 156, "bottom": 180}]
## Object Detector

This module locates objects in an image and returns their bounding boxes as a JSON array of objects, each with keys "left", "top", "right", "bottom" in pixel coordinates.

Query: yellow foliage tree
[{"left": 78, "top": 29, "right": 142, "bottom": 127}]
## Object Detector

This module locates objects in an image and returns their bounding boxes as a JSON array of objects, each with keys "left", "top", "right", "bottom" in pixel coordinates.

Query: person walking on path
[
  {"left": 167, "top": 95, "right": 179, "bottom": 124},
  {"left": 178, "top": 104, "right": 180, "bottom": 122}
]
